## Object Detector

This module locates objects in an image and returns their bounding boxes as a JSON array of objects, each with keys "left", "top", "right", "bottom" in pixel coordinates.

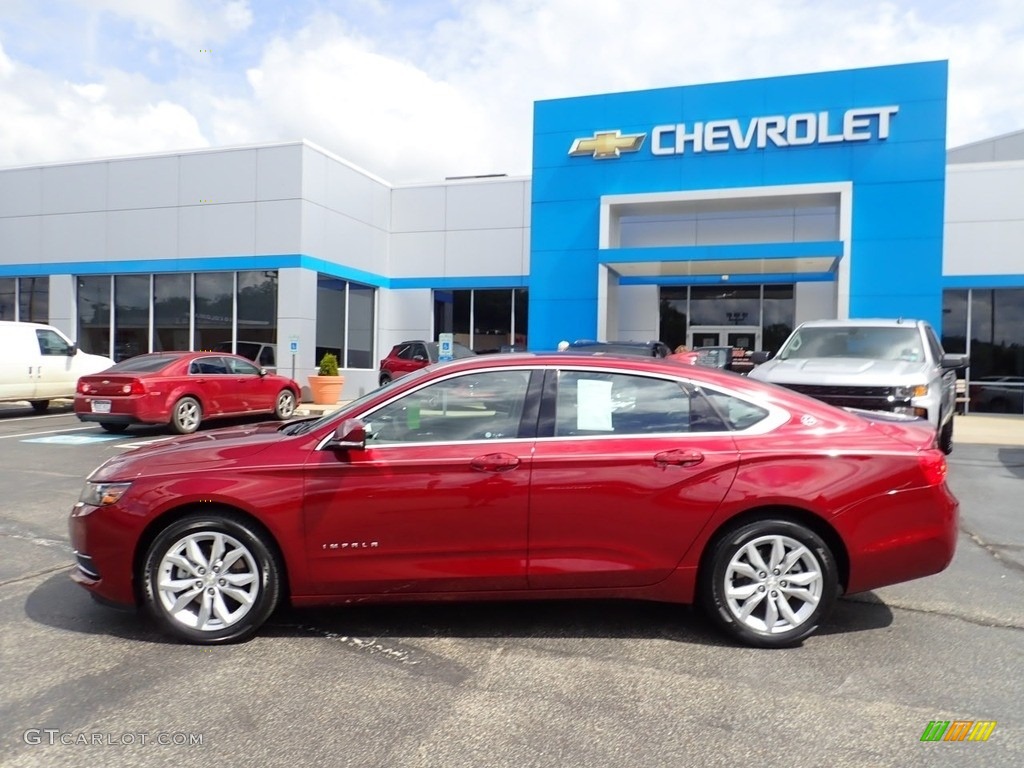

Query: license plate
[{"left": 91, "top": 400, "right": 111, "bottom": 414}]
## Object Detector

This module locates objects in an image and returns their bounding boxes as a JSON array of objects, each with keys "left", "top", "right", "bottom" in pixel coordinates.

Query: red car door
[
  {"left": 301, "top": 368, "right": 538, "bottom": 595},
  {"left": 188, "top": 355, "right": 232, "bottom": 416},
  {"left": 226, "top": 356, "right": 275, "bottom": 412},
  {"left": 527, "top": 369, "right": 740, "bottom": 589}
]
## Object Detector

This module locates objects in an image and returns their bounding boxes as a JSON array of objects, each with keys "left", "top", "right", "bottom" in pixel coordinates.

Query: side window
[
  {"left": 365, "top": 370, "right": 532, "bottom": 444},
  {"left": 554, "top": 371, "right": 709, "bottom": 436},
  {"left": 396, "top": 344, "right": 414, "bottom": 360},
  {"left": 413, "top": 343, "right": 428, "bottom": 360},
  {"left": 227, "top": 357, "right": 260, "bottom": 375},
  {"left": 37, "top": 329, "right": 73, "bottom": 356},
  {"left": 259, "top": 346, "right": 275, "bottom": 366},
  {"left": 924, "top": 325, "right": 944, "bottom": 364},
  {"left": 698, "top": 386, "right": 769, "bottom": 431},
  {"left": 192, "top": 356, "right": 230, "bottom": 375}
]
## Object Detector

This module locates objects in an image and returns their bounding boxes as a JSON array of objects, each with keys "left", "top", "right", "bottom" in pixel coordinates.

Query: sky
[{"left": 0, "top": 0, "right": 1021, "bottom": 184}]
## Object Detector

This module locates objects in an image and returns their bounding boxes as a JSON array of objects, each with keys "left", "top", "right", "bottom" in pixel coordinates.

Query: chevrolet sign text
[{"left": 651, "top": 105, "right": 899, "bottom": 155}]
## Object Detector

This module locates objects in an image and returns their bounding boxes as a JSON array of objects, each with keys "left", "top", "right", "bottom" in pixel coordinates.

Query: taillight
[
  {"left": 78, "top": 381, "right": 91, "bottom": 394},
  {"left": 123, "top": 380, "right": 146, "bottom": 396},
  {"left": 917, "top": 450, "right": 948, "bottom": 486}
]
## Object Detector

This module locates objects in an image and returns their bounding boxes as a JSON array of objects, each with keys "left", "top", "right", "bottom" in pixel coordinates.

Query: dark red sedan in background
[
  {"left": 69, "top": 353, "right": 957, "bottom": 647},
  {"left": 74, "top": 351, "right": 301, "bottom": 434}
]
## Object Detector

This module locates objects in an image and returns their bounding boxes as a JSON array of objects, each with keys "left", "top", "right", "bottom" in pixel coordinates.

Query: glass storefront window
[
  {"left": 153, "top": 274, "right": 191, "bottom": 352},
  {"left": 77, "top": 276, "right": 112, "bottom": 357},
  {"left": 941, "top": 289, "right": 968, "bottom": 355},
  {"left": 434, "top": 288, "right": 526, "bottom": 351},
  {"left": 194, "top": 272, "right": 233, "bottom": 352},
  {"left": 237, "top": 270, "right": 278, "bottom": 362},
  {"left": 114, "top": 274, "right": 150, "bottom": 361},
  {"left": 472, "top": 289, "right": 513, "bottom": 352},
  {"left": 19, "top": 277, "right": 49, "bottom": 322},
  {"left": 689, "top": 285, "right": 760, "bottom": 326},
  {"left": 0, "top": 278, "right": 14, "bottom": 322},
  {"left": 347, "top": 284, "right": 375, "bottom": 368},
  {"left": 762, "top": 284, "right": 795, "bottom": 352}
]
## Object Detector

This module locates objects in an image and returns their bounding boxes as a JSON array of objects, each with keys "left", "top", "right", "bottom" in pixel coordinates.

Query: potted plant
[{"left": 308, "top": 352, "right": 345, "bottom": 405}]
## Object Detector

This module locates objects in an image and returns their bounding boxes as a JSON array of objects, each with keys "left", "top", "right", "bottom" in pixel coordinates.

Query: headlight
[
  {"left": 894, "top": 384, "right": 929, "bottom": 399},
  {"left": 78, "top": 481, "right": 132, "bottom": 507}
]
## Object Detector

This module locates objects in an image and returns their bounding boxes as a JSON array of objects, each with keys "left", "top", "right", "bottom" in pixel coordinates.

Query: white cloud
[
  {"left": 70, "top": 0, "right": 253, "bottom": 47},
  {"left": 1, "top": 1, "right": 1023, "bottom": 178}
]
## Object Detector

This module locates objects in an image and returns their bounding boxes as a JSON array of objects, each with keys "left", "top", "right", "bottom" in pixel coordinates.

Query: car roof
[{"left": 796, "top": 318, "right": 925, "bottom": 328}]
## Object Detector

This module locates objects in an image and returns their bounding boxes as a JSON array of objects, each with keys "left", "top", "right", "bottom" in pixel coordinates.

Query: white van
[{"left": 0, "top": 321, "right": 115, "bottom": 412}]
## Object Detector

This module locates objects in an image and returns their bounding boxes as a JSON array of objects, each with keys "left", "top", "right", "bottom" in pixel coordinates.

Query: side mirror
[
  {"left": 328, "top": 418, "right": 366, "bottom": 450},
  {"left": 749, "top": 350, "right": 774, "bottom": 365},
  {"left": 412, "top": 354, "right": 426, "bottom": 362},
  {"left": 941, "top": 353, "right": 969, "bottom": 370},
  {"left": 66, "top": 343, "right": 78, "bottom": 357},
  {"left": 258, "top": 367, "right": 268, "bottom": 377}
]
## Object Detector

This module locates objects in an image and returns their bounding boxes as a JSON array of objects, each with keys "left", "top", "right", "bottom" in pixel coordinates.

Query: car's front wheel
[
  {"left": 702, "top": 519, "right": 838, "bottom": 648},
  {"left": 274, "top": 389, "right": 297, "bottom": 420},
  {"left": 142, "top": 513, "right": 281, "bottom": 644},
  {"left": 170, "top": 396, "right": 201, "bottom": 434}
]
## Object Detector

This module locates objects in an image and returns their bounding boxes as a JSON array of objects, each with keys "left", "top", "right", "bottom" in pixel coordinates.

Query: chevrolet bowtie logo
[{"left": 568, "top": 130, "right": 646, "bottom": 159}]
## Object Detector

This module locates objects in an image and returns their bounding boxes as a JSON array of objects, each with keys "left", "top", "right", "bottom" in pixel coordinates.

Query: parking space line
[{"left": 0, "top": 426, "right": 103, "bottom": 440}]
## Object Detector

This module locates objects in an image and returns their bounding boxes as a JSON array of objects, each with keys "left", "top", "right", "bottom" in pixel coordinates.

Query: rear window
[{"left": 109, "top": 354, "right": 181, "bottom": 373}]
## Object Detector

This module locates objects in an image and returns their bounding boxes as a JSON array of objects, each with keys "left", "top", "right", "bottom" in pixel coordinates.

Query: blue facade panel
[{"left": 529, "top": 61, "right": 949, "bottom": 350}]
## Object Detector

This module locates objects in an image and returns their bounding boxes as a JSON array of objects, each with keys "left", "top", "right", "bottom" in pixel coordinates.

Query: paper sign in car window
[{"left": 576, "top": 379, "right": 613, "bottom": 431}]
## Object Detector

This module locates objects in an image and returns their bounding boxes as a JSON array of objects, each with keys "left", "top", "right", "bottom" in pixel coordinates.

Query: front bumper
[{"left": 68, "top": 502, "right": 139, "bottom": 609}]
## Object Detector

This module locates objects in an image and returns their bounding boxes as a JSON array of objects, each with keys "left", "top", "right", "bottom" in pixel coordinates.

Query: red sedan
[
  {"left": 68, "top": 353, "right": 958, "bottom": 647},
  {"left": 74, "top": 351, "right": 301, "bottom": 435}
]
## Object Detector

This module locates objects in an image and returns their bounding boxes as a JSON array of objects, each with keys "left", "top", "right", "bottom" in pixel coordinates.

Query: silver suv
[{"left": 748, "top": 318, "right": 968, "bottom": 454}]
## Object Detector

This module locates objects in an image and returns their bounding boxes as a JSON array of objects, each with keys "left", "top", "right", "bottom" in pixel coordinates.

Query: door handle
[
  {"left": 654, "top": 449, "right": 705, "bottom": 468},
  {"left": 470, "top": 453, "right": 521, "bottom": 473}
]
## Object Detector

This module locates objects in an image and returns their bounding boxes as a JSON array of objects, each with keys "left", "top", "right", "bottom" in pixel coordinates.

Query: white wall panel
[
  {"left": 445, "top": 228, "right": 524, "bottom": 276},
  {"left": 0, "top": 216, "right": 42, "bottom": 264},
  {"left": 0, "top": 168, "right": 43, "bottom": 217},
  {"left": 946, "top": 164, "right": 1024, "bottom": 223},
  {"left": 795, "top": 281, "right": 836, "bottom": 325},
  {"left": 617, "top": 285, "right": 659, "bottom": 341},
  {"left": 391, "top": 186, "right": 445, "bottom": 232},
  {"left": 256, "top": 145, "right": 303, "bottom": 201},
  {"left": 301, "top": 147, "right": 328, "bottom": 208},
  {"left": 326, "top": 162, "right": 377, "bottom": 223},
  {"left": 944, "top": 220, "right": 1024, "bottom": 275},
  {"left": 107, "top": 208, "right": 178, "bottom": 260},
  {"left": 178, "top": 203, "right": 256, "bottom": 258},
  {"left": 324, "top": 212, "right": 375, "bottom": 271},
  {"left": 178, "top": 150, "right": 257, "bottom": 206},
  {"left": 40, "top": 212, "right": 106, "bottom": 262},
  {"left": 41, "top": 163, "right": 108, "bottom": 214},
  {"left": 300, "top": 201, "right": 326, "bottom": 260},
  {"left": 446, "top": 181, "right": 527, "bottom": 230},
  {"left": 390, "top": 232, "right": 444, "bottom": 277},
  {"left": 377, "top": 287, "right": 432, "bottom": 340},
  {"left": 107, "top": 157, "right": 179, "bottom": 210},
  {"left": 255, "top": 199, "right": 302, "bottom": 255},
  {"left": 371, "top": 182, "right": 391, "bottom": 230}
]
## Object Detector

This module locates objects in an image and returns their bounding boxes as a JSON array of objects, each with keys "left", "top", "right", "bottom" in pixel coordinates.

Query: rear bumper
[
  {"left": 74, "top": 395, "right": 166, "bottom": 426},
  {"left": 835, "top": 482, "right": 959, "bottom": 594}
]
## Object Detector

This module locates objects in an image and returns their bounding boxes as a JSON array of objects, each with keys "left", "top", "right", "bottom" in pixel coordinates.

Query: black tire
[
  {"left": 99, "top": 422, "right": 129, "bottom": 434},
  {"left": 701, "top": 518, "right": 838, "bottom": 648},
  {"left": 938, "top": 416, "right": 954, "bottom": 455},
  {"left": 274, "top": 389, "right": 297, "bottom": 420},
  {"left": 170, "top": 396, "right": 201, "bottom": 434},
  {"left": 30, "top": 400, "right": 50, "bottom": 413},
  {"left": 142, "top": 513, "right": 281, "bottom": 644},
  {"left": 379, "top": 372, "right": 392, "bottom": 386}
]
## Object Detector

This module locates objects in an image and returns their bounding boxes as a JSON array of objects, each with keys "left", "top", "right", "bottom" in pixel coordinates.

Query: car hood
[
  {"left": 88, "top": 420, "right": 288, "bottom": 482},
  {"left": 751, "top": 357, "right": 931, "bottom": 385}
]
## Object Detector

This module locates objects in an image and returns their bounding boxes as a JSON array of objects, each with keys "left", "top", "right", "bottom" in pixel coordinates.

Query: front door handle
[
  {"left": 654, "top": 449, "right": 705, "bottom": 468},
  {"left": 471, "top": 453, "right": 521, "bottom": 473}
]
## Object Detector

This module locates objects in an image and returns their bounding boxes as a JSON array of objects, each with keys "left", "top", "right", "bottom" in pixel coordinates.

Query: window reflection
[
  {"left": 194, "top": 272, "right": 233, "bottom": 352},
  {"left": 153, "top": 274, "right": 191, "bottom": 352},
  {"left": 114, "top": 274, "right": 150, "bottom": 361},
  {"left": 77, "top": 276, "right": 111, "bottom": 357}
]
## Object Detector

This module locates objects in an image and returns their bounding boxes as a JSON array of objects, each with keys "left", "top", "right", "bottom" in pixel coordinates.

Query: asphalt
[{"left": 295, "top": 402, "right": 1024, "bottom": 446}]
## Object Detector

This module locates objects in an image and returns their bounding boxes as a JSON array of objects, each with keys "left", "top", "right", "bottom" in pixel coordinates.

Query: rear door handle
[
  {"left": 470, "top": 453, "right": 521, "bottom": 473},
  {"left": 654, "top": 449, "right": 705, "bottom": 468}
]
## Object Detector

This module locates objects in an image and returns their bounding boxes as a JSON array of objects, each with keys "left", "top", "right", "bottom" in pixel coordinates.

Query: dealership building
[{"left": 1, "top": 60, "right": 1023, "bottom": 407}]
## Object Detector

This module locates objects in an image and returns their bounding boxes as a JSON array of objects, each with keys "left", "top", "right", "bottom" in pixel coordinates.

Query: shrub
[{"left": 317, "top": 352, "right": 339, "bottom": 376}]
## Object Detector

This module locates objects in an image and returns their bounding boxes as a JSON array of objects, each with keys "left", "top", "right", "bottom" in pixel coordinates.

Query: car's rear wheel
[
  {"left": 702, "top": 519, "right": 837, "bottom": 648},
  {"left": 938, "top": 415, "right": 954, "bottom": 455},
  {"left": 170, "top": 396, "right": 201, "bottom": 434},
  {"left": 30, "top": 400, "right": 49, "bottom": 413},
  {"left": 99, "top": 422, "right": 129, "bottom": 434},
  {"left": 142, "top": 513, "right": 281, "bottom": 644},
  {"left": 274, "top": 389, "right": 297, "bottom": 420}
]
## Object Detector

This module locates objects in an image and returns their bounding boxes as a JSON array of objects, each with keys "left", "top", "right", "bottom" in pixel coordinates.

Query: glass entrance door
[{"left": 687, "top": 326, "right": 761, "bottom": 352}]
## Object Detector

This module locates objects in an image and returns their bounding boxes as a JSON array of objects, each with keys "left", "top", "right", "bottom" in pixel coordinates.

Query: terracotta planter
[{"left": 308, "top": 375, "right": 345, "bottom": 405}]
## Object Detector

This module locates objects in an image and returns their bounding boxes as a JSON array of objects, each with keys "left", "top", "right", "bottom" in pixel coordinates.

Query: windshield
[{"left": 778, "top": 326, "right": 925, "bottom": 362}]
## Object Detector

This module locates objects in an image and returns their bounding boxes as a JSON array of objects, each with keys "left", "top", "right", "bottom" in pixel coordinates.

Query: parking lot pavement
[{"left": 0, "top": 406, "right": 1021, "bottom": 767}]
